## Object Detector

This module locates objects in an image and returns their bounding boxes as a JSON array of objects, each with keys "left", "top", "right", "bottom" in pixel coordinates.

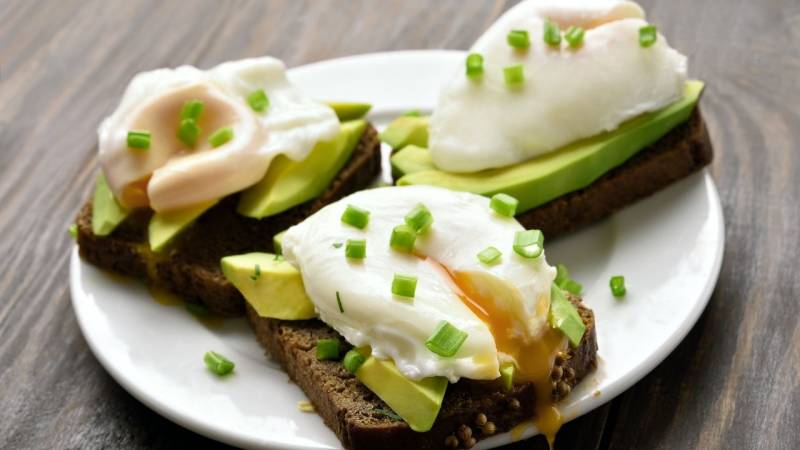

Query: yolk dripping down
[{"left": 426, "top": 258, "right": 566, "bottom": 447}]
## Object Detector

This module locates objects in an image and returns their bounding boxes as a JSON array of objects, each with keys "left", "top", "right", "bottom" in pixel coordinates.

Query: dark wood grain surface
[{"left": 1, "top": 1, "right": 798, "bottom": 449}]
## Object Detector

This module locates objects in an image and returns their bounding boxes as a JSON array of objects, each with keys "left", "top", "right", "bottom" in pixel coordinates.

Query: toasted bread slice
[
  {"left": 516, "top": 108, "right": 713, "bottom": 237},
  {"left": 76, "top": 125, "right": 382, "bottom": 316},
  {"left": 246, "top": 294, "right": 597, "bottom": 450}
]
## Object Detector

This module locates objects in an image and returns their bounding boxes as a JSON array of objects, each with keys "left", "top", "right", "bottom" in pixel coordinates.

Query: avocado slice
[
  {"left": 149, "top": 200, "right": 217, "bottom": 252},
  {"left": 91, "top": 173, "right": 131, "bottom": 236},
  {"left": 393, "top": 81, "right": 703, "bottom": 213},
  {"left": 355, "top": 351, "right": 448, "bottom": 432},
  {"left": 380, "top": 115, "right": 429, "bottom": 150},
  {"left": 326, "top": 102, "right": 372, "bottom": 121},
  {"left": 220, "top": 252, "right": 316, "bottom": 320},
  {"left": 548, "top": 284, "right": 585, "bottom": 347},
  {"left": 238, "top": 120, "right": 367, "bottom": 219}
]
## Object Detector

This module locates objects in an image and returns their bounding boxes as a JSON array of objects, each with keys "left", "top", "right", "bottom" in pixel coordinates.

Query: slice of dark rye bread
[
  {"left": 246, "top": 294, "right": 597, "bottom": 450},
  {"left": 76, "top": 124, "right": 382, "bottom": 316}
]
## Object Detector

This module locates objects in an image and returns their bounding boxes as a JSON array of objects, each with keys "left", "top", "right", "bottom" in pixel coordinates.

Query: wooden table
[{"left": 2, "top": 1, "right": 798, "bottom": 448}]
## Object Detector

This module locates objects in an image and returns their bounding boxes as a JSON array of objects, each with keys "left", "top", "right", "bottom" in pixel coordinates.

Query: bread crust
[{"left": 246, "top": 294, "right": 597, "bottom": 450}]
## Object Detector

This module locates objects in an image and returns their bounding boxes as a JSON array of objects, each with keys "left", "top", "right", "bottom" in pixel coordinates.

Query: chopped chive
[
  {"left": 610, "top": 275, "right": 626, "bottom": 297},
  {"left": 208, "top": 126, "right": 234, "bottom": 148},
  {"left": 507, "top": 29, "right": 530, "bottom": 49},
  {"left": 404, "top": 203, "right": 433, "bottom": 234},
  {"left": 561, "top": 278, "right": 583, "bottom": 295},
  {"left": 477, "top": 246, "right": 502, "bottom": 266},
  {"left": 180, "top": 99, "right": 204, "bottom": 121},
  {"left": 499, "top": 362, "right": 515, "bottom": 391},
  {"left": 490, "top": 193, "right": 519, "bottom": 217},
  {"left": 247, "top": 89, "right": 270, "bottom": 112},
  {"left": 391, "top": 274, "right": 418, "bottom": 299},
  {"left": 513, "top": 229, "right": 544, "bottom": 259},
  {"left": 177, "top": 118, "right": 200, "bottom": 148},
  {"left": 68, "top": 224, "right": 78, "bottom": 239},
  {"left": 336, "top": 291, "right": 345, "bottom": 313},
  {"left": 425, "top": 320, "right": 468, "bottom": 357},
  {"left": 403, "top": 109, "right": 422, "bottom": 117},
  {"left": 250, "top": 263, "right": 261, "bottom": 281},
  {"left": 503, "top": 65, "right": 525, "bottom": 87},
  {"left": 543, "top": 18, "right": 562, "bottom": 46},
  {"left": 204, "top": 351, "right": 235, "bottom": 376},
  {"left": 345, "top": 239, "right": 366, "bottom": 260},
  {"left": 639, "top": 25, "right": 657, "bottom": 47},
  {"left": 341, "top": 204, "right": 370, "bottom": 229},
  {"left": 372, "top": 407, "right": 402, "bottom": 421},
  {"left": 565, "top": 26, "right": 585, "bottom": 48},
  {"left": 343, "top": 349, "right": 366, "bottom": 374},
  {"left": 127, "top": 130, "right": 151, "bottom": 150},
  {"left": 555, "top": 263, "right": 570, "bottom": 286},
  {"left": 466, "top": 53, "right": 484, "bottom": 78},
  {"left": 186, "top": 302, "right": 210, "bottom": 316},
  {"left": 316, "top": 338, "right": 341, "bottom": 361},
  {"left": 332, "top": 242, "right": 343, "bottom": 249},
  {"left": 390, "top": 224, "right": 417, "bottom": 253}
]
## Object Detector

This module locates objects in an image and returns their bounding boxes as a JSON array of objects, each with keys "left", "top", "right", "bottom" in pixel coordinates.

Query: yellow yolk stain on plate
[{"left": 428, "top": 258, "right": 565, "bottom": 447}]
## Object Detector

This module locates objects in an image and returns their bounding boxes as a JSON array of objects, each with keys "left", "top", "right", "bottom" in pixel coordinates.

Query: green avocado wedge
[
  {"left": 548, "top": 284, "right": 585, "bottom": 348},
  {"left": 354, "top": 349, "right": 448, "bottom": 432},
  {"left": 149, "top": 200, "right": 217, "bottom": 252},
  {"left": 393, "top": 81, "right": 704, "bottom": 214},
  {"left": 237, "top": 120, "right": 367, "bottom": 219},
  {"left": 326, "top": 102, "right": 372, "bottom": 121},
  {"left": 221, "top": 252, "right": 316, "bottom": 320},
  {"left": 380, "top": 115, "right": 429, "bottom": 150},
  {"left": 91, "top": 173, "right": 131, "bottom": 237}
]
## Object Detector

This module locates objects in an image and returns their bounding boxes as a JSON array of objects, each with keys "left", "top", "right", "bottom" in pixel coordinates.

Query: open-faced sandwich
[
  {"left": 75, "top": 57, "right": 381, "bottom": 315},
  {"left": 223, "top": 185, "right": 597, "bottom": 449},
  {"left": 387, "top": 0, "right": 712, "bottom": 237}
]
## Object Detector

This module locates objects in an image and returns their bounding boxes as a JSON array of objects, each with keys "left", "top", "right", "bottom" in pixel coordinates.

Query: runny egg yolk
[{"left": 426, "top": 257, "right": 566, "bottom": 447}]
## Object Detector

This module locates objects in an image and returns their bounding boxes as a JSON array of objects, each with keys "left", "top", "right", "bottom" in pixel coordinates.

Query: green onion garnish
[
  {"left": 610, "top": 275, "right": 626, "bottom": 297},
  {"left": 68, "top": 224, "right": 78, "bottom": 239},
  {"left": 204, "top": 351, "right": 235, "bottom": 376},
  {"left": 490, "top": 193, "right": 519, "bottom": 217},
  {"left": 316, "top": 338, "right": 341, "bottom": 361},
  {"left": 639, "top": 25, "right": 657, "bottom": 47},
  {"left": 404, "top": 203, "right": 433, "bottom": 234},
  {"left": 247, "top": 89, "right": 270, "bottom": 112},
  {"left": 565, "top": 26, "right": 585, "bottom": 48},
  {"left": 477, "top": 246, "right": 502, "bottom": 266},
  {"left": 425, "top": 320, "right": 468, "bottom": 357},
  {"left": 336, "top": 291, "right": 345, "bottom": 313},
  {"left": 391, "top": 273, "right": 418, "bottom": 299},
  {"left": 180, "top": 99, "right": 204, "bottom": 121},
  {"left": 250, "top": 263, "right": 261, "bottom": 281},
  {"left": 343, "top": 349, "right": 366, "bottom": 374},
  {"left": 507, "top": 29, "right": 530, "bottom": 49},
  {"left": 403, "top": 109, "right": 422, "bottom": 117},
  {"left": 345, "top": 239, "right": 367, "bottom": 260},
  {"left": 390, "top": 224, "right": 417, "bottom": 253},
  {"left": 332, "top": 242, "right": 343, "bottom": 249},
  {"left": 177, "top": 118, "right": 200, "bottom": 148},
  {"left": 513, "top": 229, "right": 544, "bottom": 259},
  {"left": 543, "top": 18, "right": 562, "bottom": 46},
  {"left": 466, "top": 53, "right": 484, "bottom": 78},
  {"left": 561, "top": 278, "right": 583, "bottom": 295},
  {"left": 186, "top": 303, "right": 209, "bottom": 316},
  {"left": 127, "top": 130, "right": 151, "bottom": 150},
  {"left": 208, "top": 126, "right": 234, "bottom": 148},
  {"left": 503, "top": 65, "right": 525, "bottom": 87},
  {"left": 341, "top": 204, "right": 370, "bottom": 229}
]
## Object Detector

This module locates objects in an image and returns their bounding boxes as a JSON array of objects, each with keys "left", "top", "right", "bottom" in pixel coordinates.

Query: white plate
[{"left": 70, "top": 50, "right": 725, "bottom": 450}]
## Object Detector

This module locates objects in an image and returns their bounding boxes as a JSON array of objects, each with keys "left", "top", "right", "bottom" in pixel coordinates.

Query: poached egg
[
  {"left": 98, "top": 57, "right": 339, "bottom": 212},
  {"left": 428, "top": 0, "right": 688, "bottom": 173},
  {"left": 282, "top": 186, "right": 561, "bottom": 383}
]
